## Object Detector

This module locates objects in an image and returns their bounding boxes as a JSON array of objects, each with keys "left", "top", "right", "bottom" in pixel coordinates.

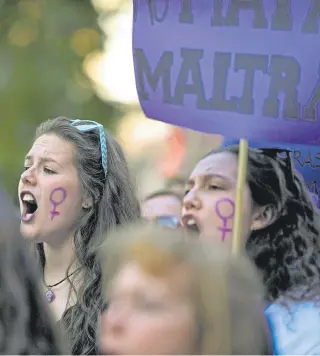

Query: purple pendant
[{"left": 45, "top": 289, "right": 55, "bottom": 303}]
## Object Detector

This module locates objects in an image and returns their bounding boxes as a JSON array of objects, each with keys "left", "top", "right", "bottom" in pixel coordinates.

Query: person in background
[
  {"left": 0, "top": 185, "right": 64, "bottom": 354},
  {"left": 99, "top": 222, "right": 272, "bottom": 355},
  {"left": 165, "top": 176, "right": 186, "bottom": 196},
  {"left": 182, "top": 145, "right": 320, "bottom": 354},
  {"left": 142, "top": 190, "right": 182, "bottom": 228},
  {"left": 18, "top": 117, "right": 140, "bottom": 354}
]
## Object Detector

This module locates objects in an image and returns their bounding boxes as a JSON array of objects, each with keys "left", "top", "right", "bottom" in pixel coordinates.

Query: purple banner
[
  {"left": 222, "top": 138, "right": 320, "bottom": 208},
  {"left": 133, "top": 0, "right": 320, "bottom": 145}
]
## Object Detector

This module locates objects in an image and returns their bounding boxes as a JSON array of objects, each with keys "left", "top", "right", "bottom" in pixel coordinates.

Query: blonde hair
[{"left": 100, "top": 222, "right": 271, "bottom": 355}]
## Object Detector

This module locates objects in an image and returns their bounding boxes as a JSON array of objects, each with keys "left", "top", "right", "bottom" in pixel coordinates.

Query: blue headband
[{"left": 70, "top": 119, "right": 108, "bottom": 175}]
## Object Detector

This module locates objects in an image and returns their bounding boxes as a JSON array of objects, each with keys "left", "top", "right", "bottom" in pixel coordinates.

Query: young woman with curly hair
[
  {"left": 182, "top": 145, "right": 320, "bottom": 354},
  {"left": 17, "top": 117, "right": 140, "bottom": 354}
]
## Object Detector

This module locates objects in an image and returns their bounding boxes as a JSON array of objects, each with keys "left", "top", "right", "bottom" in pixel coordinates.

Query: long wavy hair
[
  {"left": 100, "top": 222, "right": 272, "bottom": 355},
  {"left": 33, "top": 117, "right": 141, "bottom": 354},
  {"left": 0, "top": 186, "right": 64, "bottom": 354},
  {"left": 208, "top": 146, "right": 320, "bottom": 303}
]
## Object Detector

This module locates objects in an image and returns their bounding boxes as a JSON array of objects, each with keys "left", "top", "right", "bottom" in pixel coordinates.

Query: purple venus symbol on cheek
[
  {"left": 215, "top": 198, "right": 235, "bottom": 242},
  {"left": 49, "top": 187, "right": 67, "bottom": 221}
]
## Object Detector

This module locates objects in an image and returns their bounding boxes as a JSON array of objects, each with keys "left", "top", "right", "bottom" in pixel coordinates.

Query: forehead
[
  {"left": 190, "top": 151, "right": 238, "bottom": 180},
  {"left": 145, "top": 195, "right": 181, "bottom": 208},
  {"left": 27, "top": 134, "right": 75, "bottom": 162},
  {"left": 142, "top": 195, "right": 181, "bottom": 218},
  {"left": 114, "top": 262, "right": 191, "bottom": 298}
]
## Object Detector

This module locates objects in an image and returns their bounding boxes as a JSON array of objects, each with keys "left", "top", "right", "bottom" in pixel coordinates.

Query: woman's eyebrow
[{"left": 24, "top": 155, "right": 62, "bottom": 168}]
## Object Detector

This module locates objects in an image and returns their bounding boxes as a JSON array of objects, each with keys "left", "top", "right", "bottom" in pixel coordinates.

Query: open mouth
[
  {"left": 20, "top": 191, "right": 38, "bottom": 222},
  {"left": 182, "top": 215, "right": 200, "bottom": 233}
]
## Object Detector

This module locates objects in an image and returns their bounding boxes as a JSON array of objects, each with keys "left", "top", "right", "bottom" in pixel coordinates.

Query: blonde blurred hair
[{"left": 100, "top": 222, "right": 272, "bottom": 355}]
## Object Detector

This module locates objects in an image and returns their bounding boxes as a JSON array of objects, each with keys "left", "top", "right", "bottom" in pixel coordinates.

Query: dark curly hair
[
  {"left": 33, "top": 117, "right": 141, "bottom": 354},
  {"left": 0, "top": 186, "right": 64, "bottom": 354},
  {"left": 208, "top": 145, "right": 320, "bottom": 303}
]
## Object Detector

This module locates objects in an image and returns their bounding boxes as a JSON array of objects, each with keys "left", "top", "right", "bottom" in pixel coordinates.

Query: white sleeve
[{"left": 266, "top": 302, "right": 320, "bottom": 355}]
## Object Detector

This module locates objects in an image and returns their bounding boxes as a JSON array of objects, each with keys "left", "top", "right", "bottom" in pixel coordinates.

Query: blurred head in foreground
[
  {"left": 0, "top": 186, "right": 63, "bottom": 354},
  {"left": 99, "top": 223, "right": 271, "bottom": 355}
]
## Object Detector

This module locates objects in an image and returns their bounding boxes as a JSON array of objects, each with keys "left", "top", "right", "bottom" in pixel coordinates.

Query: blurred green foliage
[{"left": 0, "top": 0, "right": 123, "bottom": 197}]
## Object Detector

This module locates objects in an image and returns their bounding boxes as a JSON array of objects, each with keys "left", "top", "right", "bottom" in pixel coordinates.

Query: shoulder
[{"left": 265, "top": 301, "right": 320, "bottom": 355}]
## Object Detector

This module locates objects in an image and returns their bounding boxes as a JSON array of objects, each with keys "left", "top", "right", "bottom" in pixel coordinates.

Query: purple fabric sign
[{"left": 133, "top": 0, "right": 320, "bottom": 145}]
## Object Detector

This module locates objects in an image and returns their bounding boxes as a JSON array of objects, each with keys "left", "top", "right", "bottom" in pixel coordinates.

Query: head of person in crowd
[
  {"left": 166, "top": 176, "right": 186, "bottom": 196},
  {"left": 0, "top": 185, "right": 64, "bottom": 354},
  {"left": 142, "top": 189, "right": 182, "bottom": 228},
  {"left": 182, "top": 145, "right": 320, "bottom": 303},
  {"left": 99, "top": 222, "right": 272, "bottom": 355},
  {"left": 18, "top": 117, "right": 141, "bottom": 354}
]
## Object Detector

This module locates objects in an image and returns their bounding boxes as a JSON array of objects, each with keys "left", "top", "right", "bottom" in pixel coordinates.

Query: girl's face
[
  {"left": 99, "top": 262, "right": 198, "bottom": 355},
  {"left": 182, "top": 151, "right": 266, "bottom": 246},
  {"left": 18, "top": 133, "right": 88, "bottom": 245}
]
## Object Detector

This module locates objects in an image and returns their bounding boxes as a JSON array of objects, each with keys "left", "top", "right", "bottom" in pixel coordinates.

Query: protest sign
[
  {"left": 133, "top": 0, "right": 320, "bottom": 145},
  {"left": 222, "top": 138, "right": 320, "bottom": 207}
]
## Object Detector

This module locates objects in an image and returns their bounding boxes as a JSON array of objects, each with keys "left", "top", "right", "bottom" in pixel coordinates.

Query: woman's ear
[
  {"left": 82, "top": 190, "right": 93, "bottom": 210},
  {"left": 250, "top": 205, "right": 275, "bottom": 231}
]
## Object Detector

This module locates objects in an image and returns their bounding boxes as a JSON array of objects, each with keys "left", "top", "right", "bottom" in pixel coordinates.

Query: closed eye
[
  {"left": 208, "top": 185, "right": 222, "bottom": 190},
  {"left": 44, "top": 167, "right": 56, "bottom": 174}
]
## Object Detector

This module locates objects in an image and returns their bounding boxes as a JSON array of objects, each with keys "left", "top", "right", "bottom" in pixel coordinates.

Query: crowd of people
[{"left": 1, "top": 116, "right": 320, "bottom": 354}]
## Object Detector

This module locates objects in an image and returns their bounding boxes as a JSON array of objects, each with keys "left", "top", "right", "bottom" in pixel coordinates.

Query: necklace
[{"left": 44, "top": 268, "right": 81, "bottom": 303}]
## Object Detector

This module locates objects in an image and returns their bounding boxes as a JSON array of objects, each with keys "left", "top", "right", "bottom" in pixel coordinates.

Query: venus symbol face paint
[
  {"left": 215, "top": 198, "right": 235, "bottom": 242},
  {"left": 49, "top": 187, "right": 67, "bottom": 221}
]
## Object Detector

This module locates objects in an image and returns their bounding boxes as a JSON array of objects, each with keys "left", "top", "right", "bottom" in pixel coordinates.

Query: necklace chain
[
  {"left": 43, "top": 267, "right": 81, "bottom": 303},
  {"left": 47, "top": 269, "right": 79, "bottom": 288}
]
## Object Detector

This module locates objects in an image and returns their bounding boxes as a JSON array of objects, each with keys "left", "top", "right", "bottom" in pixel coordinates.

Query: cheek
[
  {"left": 139, "top": 309, "right": 196, "bottom": 341},
  {"left": 47, "top": 187, "right": 68, "bottom": 220},
  {"left": 212, "top": 197, "right": 235, "bottom": 242},
  {"left": 17, "top": 180, "right": 23, "bottom": 202},
  {"left": 214, "top": 197, "right": 235, "bottom": 221},
  {"left": 157, "top": 311, "right": 197, "bottom": 354},
  {"left": 48, "top": 187, "right": 68, "bottom": 205},
  {"left": 210, "top": 189, "right": 252, "bottom": 243},
  {"left": 172, "top": 311, "right": 197, "bottom": 345},
  {"left": 18, "top": 179, "right": 22, "bottom": 192},
  {"left": 46, "top": 183, "right": 83, "bottom": 221}
]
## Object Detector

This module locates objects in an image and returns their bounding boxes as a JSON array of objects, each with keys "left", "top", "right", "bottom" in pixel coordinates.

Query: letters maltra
[{"left": 135, "top": 0, "right": 320, "bottom": 121}]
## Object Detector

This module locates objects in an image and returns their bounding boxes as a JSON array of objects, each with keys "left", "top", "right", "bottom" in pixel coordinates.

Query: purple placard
[{"left": 133, "top": 0, "right": 320, "bottom": 145}]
